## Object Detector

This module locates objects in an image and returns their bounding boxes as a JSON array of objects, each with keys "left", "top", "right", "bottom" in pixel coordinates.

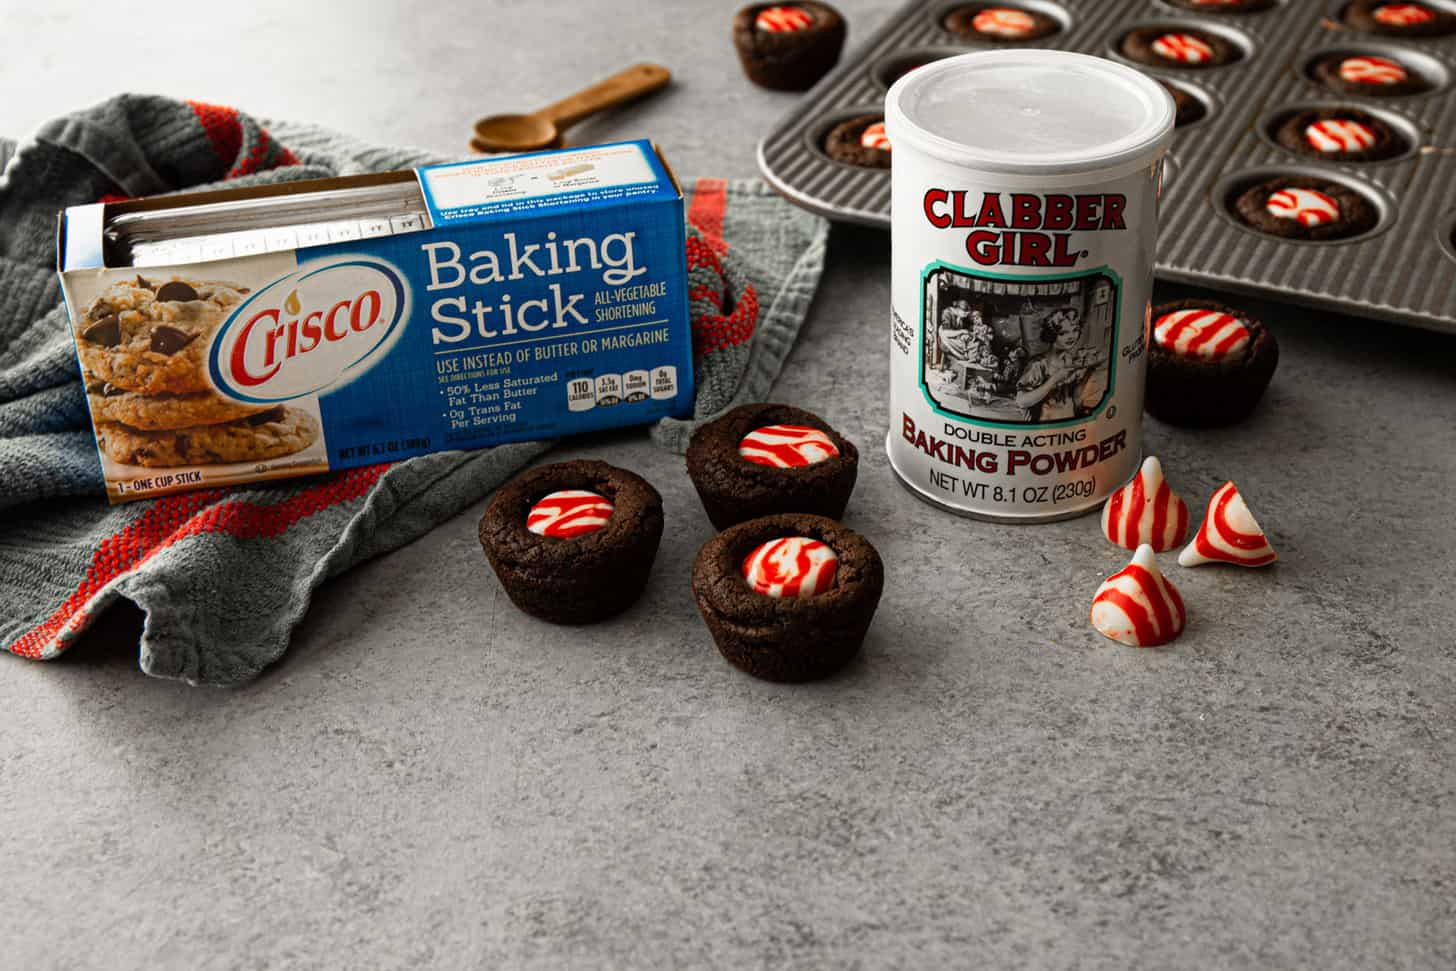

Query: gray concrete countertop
[{"left": 4, "top": 2, "right": 1454, "bottom": 968}]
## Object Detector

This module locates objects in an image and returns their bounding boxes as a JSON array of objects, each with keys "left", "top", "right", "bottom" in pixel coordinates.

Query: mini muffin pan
[{"left": 757, "top": 0, "right": 1456, "bottom": 333}]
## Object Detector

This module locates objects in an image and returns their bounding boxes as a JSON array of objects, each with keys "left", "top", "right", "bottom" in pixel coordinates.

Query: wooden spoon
[{"left": 471, "top": 63, "right": 672, "bottom": 153}]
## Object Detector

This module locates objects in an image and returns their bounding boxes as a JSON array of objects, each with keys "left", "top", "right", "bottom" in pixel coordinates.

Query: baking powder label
[{"left": 889, "top": 162, "right": 1162, "bottom": 520}]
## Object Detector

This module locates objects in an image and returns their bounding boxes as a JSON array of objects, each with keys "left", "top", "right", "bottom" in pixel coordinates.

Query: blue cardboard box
[{"left": 58, "top": 140, "right": 694, "bottom": 502}]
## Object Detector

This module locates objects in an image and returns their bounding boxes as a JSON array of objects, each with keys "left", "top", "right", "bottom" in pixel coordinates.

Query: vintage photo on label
[{"left": 920, "top": 268, "right": 1118, "bottom": 426}]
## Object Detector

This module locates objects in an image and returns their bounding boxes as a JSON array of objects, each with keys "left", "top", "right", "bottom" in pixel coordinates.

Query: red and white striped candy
[
  {"left": 1100, "top": 456, "right": 1190, "bottom": 553},
  {"left": 1266, "top": 187, "right": 1340, "bottom": 227},
  {"left": 859, "top": 122, "right": 892, "bottom": 151},
  {"left": 739, "top": 424, "right": 841, "bottom": 468},
  {"left": 1152, "top": 33, "right": 1215, "bottom": 64},
  {"left": 527, "top": 490, "right": 614, "bottom": 539},
  {"left": 1178, "top": 481, "right": 1278, "bottom": 568},
  {"left": 1373, "top": 3, "right": 1436, "bottom": 26},
  {"left": 1305, "top": 119, "right": 1377, "bottom": 153},
  {"left": 1154, "top": 307, "right": 1252, "bottom": 360},
  {"left": 742, "top": 537, "right": 839, "bottom": 599},
  {"left": 1339, "top": 55, "right": 1408, "bottom": 85},
  {"left": 972, "top": 8, "right": 1036, "bottom": 37},
  {"left": 755, "top": 5, "right": 814, "bottom": 31},
  {"left": 1090, "top": 544, "right": 1187, "bottom": 647}
]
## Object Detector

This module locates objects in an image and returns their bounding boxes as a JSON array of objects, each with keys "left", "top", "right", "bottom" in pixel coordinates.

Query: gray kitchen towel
[{"left": 0, "top": 95, "right": 828, "bottom": 685}]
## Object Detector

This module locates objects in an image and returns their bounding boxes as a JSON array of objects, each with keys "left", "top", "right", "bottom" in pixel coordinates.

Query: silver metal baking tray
[{"left": 757, "top": 0, "right": 1456, "bottom": 334}]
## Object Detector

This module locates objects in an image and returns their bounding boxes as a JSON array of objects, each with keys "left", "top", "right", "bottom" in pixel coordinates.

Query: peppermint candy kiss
[
  {"left": 1374, "top": 3, "right": 1436, "bottom": 26},
  {"left": 1101, "top": 456, "right": 1190, "bottom": 553},
  {"left": 1152, "top": 33, "right": 1214, "bottom": 64},
  {"left": 972, "top": 8, "right": 1036, "bottom": 37},
  {"left": 756, "top": 5, "right": 814, "bottom": 31},
  {"left": 1179, "top": 481, "right": 1278, "bottom": 568},
  {"left": 739, "top": 424, "right": 841, "bottom": 468},
  {"left": 1339, "top": 55, "right": 1407, "bottom": 85},
  {"left": 527, "top": 490, "right": 614, "bottom": 539},
  {"left": 1266, "top": 187, "right": 1340, "bottom": 227},
  {"left": 1154, "top": 308, "right": 1251, "bottom": 360},
  {"left": 742, "top": 537, "right": 839, "bottom": 598},
  {"left": 1090, "top": 544, "right": 1187, "bottom": 647},
  {"left": 860, "top": 122, "right": 892, "bottom": 151},
  {"left": 1305, "top": 119, "right": 1377, "bottom": 153}
]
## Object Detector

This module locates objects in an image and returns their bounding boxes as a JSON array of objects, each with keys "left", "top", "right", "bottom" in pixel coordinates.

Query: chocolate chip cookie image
[
  {"left": 87, "top": 383, "right": 270, "bottom": 430},
  {"left": 692, "top": 513, "right": 883, "bottom": 682},
  {"left": 686, "top": 402, "right": 859, "bottom": 530},
  {"left": 478, "top": 460, "right": 664, "bottom": 624},
  {"left": 75, "top": 276, "right": 247, "bottom": 396},
  {"left": 97, "top": 406, "right": 319, "bottom": 468}
]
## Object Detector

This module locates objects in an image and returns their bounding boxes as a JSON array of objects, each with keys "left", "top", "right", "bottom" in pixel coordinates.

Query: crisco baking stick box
[{"left": 56, "top": 140, "right": 694, "bottom": 502}]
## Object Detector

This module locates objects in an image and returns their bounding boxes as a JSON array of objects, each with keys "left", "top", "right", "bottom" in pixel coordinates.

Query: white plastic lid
[{"left": 885, "top": 50, "right": 1175, "bottom": 174}]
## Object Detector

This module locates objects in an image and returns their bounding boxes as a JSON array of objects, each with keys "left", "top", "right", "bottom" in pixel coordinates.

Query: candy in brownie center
[
  {"left": 1265, "top": 187, "right": 1340, "bottom": 227},
  {"left": 755, "top": 5, "right": 814, "bottom": 31},
  {"left": 738, "top": 424, "right": 841, "bottom": 468},
  {"left": 1152, "top": 32, "right": 1215, "bottom": 63},
  {"left": 527, "top": 490, "right": 615, "bottom": 538},
  {"left": 1339, "top": 55, "right": 1407, "bottom": 84},
  {"left": 1153, "top": 309, "right": 1251, "bottom": 360},
  {"left": 742, "top": 536, "right": 839, "bottom": 598}
]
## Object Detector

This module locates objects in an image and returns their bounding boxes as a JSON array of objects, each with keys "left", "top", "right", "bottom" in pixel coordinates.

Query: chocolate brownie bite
[
  {"left": 733, "top": 3, "right": 847, "bottom": 91},
  {"left": 1343, "top": 1, "right": 1456, "bottom": 37},
  {"left": 1158, "top": 78, "right": 1207, "bottom": 127},
  {"left": 1274, "top": 107, "right": 1405, "bottom": 162},
  {"left": 1310, "top": 52, "right": 1431, "bottom": 96},
  {"left": 942, "top": 4, "right": 1061, "bottom": 42},
  {"left": 1121, "top": 26, "right": 1240, "bottom": 69},
  {"left": 478, "top": 460, "right": 663, "bottom": 625},
  {"left": 1145, "top": 299, "right": 1278, "bottom": 427},
  {"left": 1165, "top": 0, "right": 1275, "bottom": 13},
  {"left": 824, "top": 114, "right": 891, "bottom": 169},
  {"left": 692, "top": 514, "right": 883, "bottom": 682},
  {"left": 1232, "top": 175, "right": 1378, "bottom": 241},
  {"left": 687, "top": 403, "right": 859, "bottom": 530}
]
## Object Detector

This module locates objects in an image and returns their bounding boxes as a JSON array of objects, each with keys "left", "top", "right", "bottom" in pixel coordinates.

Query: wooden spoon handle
[{"left": 537, "top": 63, "right": 672, "bottom": 131}]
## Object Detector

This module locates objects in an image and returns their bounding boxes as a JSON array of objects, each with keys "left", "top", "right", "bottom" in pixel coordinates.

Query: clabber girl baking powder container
[{"left": 885, "top": 50, "right": 1174, "bottom": 522}]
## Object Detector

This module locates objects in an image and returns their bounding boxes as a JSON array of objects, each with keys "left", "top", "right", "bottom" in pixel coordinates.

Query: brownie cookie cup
[
  {"left": 1158, "top": 79, "right": 1207, "bottom": 127},
  {"left": 75, "top": 276, "right": 248, "bottom": 395},
  {"left": 687, "top": 403, "right": 859, "bottom": 530},
  {"left": 1274, "top": 107, "right": 1404, "bottom": 162},
  {"left": 1310, "top": 52, "right": 1431, "bottom": 96},
  {"left": 824, "top": 114, "right": 891, "bottom": 168},
  {"left": 942, "top": 5, "right": 1061, "bottom": 42},
  {"left": 692, "top": 514, "right": 883, "bottom": 682},
  {"left": 1164, "top": 0, "right": 1275, "bottom": 13},
  {"left": 479, "top": 460, "right": 663, "bottom": 625},
  {"left": 1343, "top": 1, "right": 1456, "bottom": 37},
  {"left": 1232, "top": 175, "right": 1378, "bottom": 241},
  {"left": 1146, "top": 299, "right": 1278, "bottom": 427},
  {"left": 733, "top": 3, "right": 846, "bottom": 91},
  {"left": 1121, "top": 27, "right": 1240, "bottom": 69}
]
